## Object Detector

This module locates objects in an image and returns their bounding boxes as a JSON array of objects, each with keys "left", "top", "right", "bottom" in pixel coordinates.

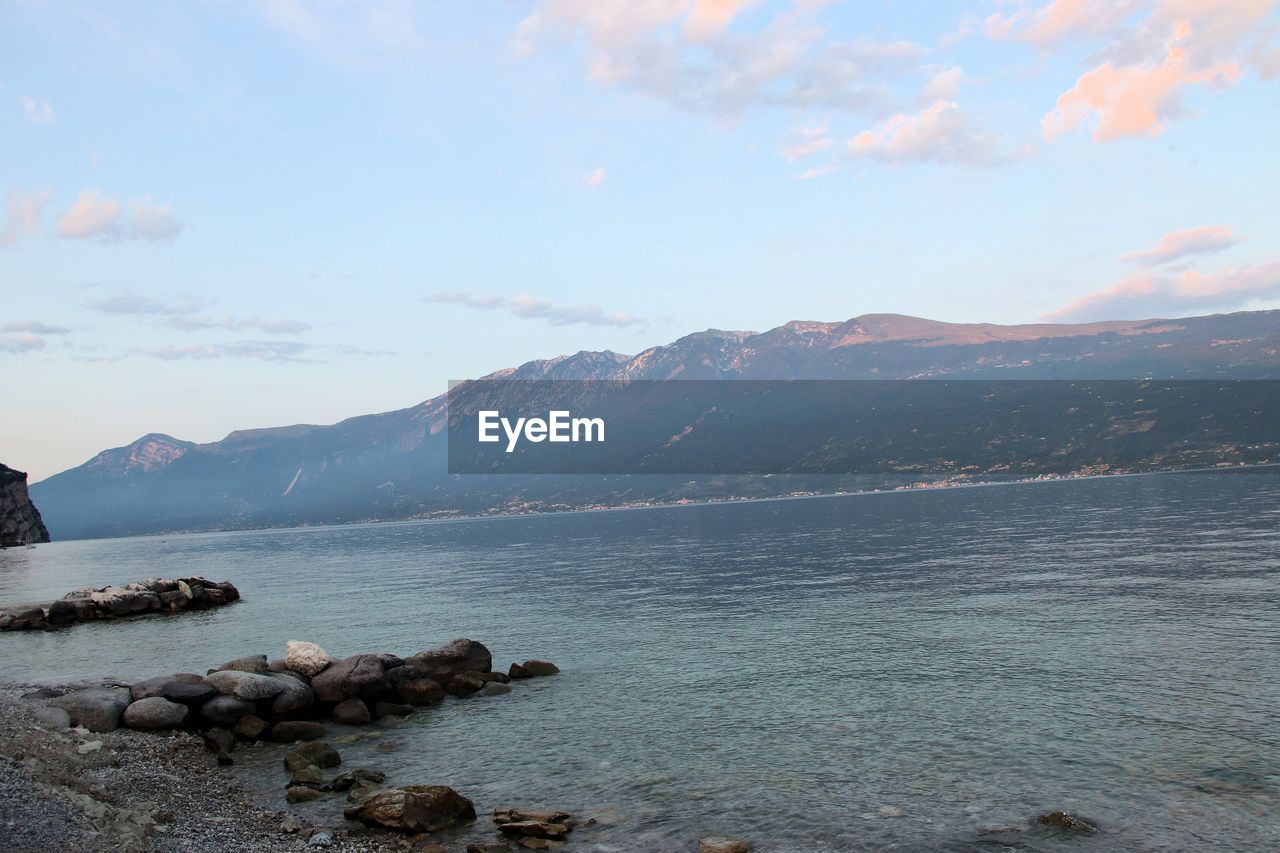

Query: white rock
[{"left": 285, "top": 640, "right": 332, "bottom": 677}]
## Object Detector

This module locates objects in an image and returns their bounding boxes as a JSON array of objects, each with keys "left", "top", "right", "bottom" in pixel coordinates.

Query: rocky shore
[
  {"left": 0, "top": 577, "right": 240, "bottom": 632},
  {"left": 1, "top": 637, "right": 647, "bottom": 852}
]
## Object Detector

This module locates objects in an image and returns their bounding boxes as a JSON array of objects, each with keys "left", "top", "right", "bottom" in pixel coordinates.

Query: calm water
[{"left": 2, "top": 470, "right": 1279, "bottom": 851}]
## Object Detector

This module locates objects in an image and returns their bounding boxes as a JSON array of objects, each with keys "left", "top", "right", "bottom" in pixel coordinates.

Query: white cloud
[
  {"left": 848, "top": 100, "right": 1020, "bottom": 167},
  {"left": 166, "top": 315, "right": 313, "bottom": 335},
  {"left": 922, "top": 65, "right": 964, "bottom": 100},
  {"left": 0, "top": 190, "right": 53, "bottom": 248},
  {"left": 19, "top": 96, "right": 54, "bottom": 124},
  {"left": 145, "top": 340, "right": 315, "bottom": 362},
  {"left": 127, "top": 199, "right": 185, "bottom": 243},
  {"left": 517, "top": 1, "right": 929, "bottom": 118},
  {"left": 91, "top": 295, "right": 209, "bottom": 316},
  {"left": 1, "top": 321, "right": 71, "bottom": 335},
  {"left": 428, "top": 291, "right": 647, "bottom": 328},
  {"left": 1121, "top": 225, "right": 1238, "bottom": 266}
]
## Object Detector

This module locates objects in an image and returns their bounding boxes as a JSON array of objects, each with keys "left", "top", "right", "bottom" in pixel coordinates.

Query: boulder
[
  {"left": 493, "top": 808, "right": 574, "bottom": 841},
  {"left": 130, "top": 674, "right": 214, "bottom": 705},
  {"left": 343, "top": 785, "right": 476, "bottom": 833},
  {"left": 33, "top": 706, "right": 72, "bottom": 729},
  {"left": 50, "top": 687, "right": 131, "bottom": 732},
  {"left": 700, "top": 841, "right": 749, "bottom": 853},
  {"left": 518, "top": 660, "right": 559, "bottom": 677},
  {"left": 477, "top": 671, "right": 510, "bottom": 684},
  {"left": 285, "top": 640, "right": 332, "bottom": 678},
  {"left": 268, "top": 672, "right": 316, "bottom": 716},
  {"left": 413, "top": 639, "right": 492, "bottom": 683},
  {"left": 333, "top": 698, "right": 372, "bottom": 725},
  {"left": 311, "top": 654, "right": 391, "bottom": 703},
  {"left": 284, "top": 741, "right": 341, "bottom": 771},
  {"left": 482, "top": 682, "right": 512, "bottom": 697},
  {"left": 233, "top": 714, "right": 269, "bottom": 740},
  {"left": 508, "top": 662, "right": 532, "bottom": 680},
  {"left": 396, "top": 678, "right": 444, "bottom": 706},
  {"left": 123, "top": 697, "right": 189, "bottom": 730},
  {"left": 267, "top": 659, "right": 289, "bottom": 673},
  {"left": 286, "top": 786, "right": 324, "bottom": 803},
  {"left": 331, "top": 768, "right": 386, "bottom": 791},
  {"left": 373, "top": 702, "right": 414, "bottom": 718},
  {"left": 201, "top": 695, "right": 257, "bottom": 727},
  {"left": 6, "top": 607, "right": 49, "bottom": 631},
  {"left": 46, "top": 599, "right": 79, "bottom": 627},
  {"left": 214, "top": 654, "right": 269, "bottom": 675},
  {"left": 273, "top": 720, "right": 327, "bottom": 743},
  {"left": 446, "top": 672, "right": 486, "bottom": 697},
  {"left": 205, "top": 670, "right": 286, "bottom": 701}
]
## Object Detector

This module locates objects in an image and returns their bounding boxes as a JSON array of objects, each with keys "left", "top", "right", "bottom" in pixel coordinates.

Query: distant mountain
[
  {"left": 31, "top": 309, "right": 1280, "bottom": 540},
  {"left": 1, "top": 463, "right": 51, "bottom": 546}
]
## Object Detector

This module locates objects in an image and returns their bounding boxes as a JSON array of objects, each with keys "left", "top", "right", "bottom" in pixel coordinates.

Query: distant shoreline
[{"left": 18, "top": 460, "right": 1279, "bottom": 546}]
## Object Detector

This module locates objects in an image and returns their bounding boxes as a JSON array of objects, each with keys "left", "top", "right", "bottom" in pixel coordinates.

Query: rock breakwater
[{"left": 0, "top": 577, "right": 240, "bottom": 632}]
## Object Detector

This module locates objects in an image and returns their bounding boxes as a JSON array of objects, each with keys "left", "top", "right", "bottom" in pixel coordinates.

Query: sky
[{"left": 2, "top": 0, "right": 1280, "bottom": 480}]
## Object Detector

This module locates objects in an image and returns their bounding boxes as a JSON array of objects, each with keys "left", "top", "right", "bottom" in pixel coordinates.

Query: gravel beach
[{"left": 0, "top": 683, "right": 417, "bottom": 852}]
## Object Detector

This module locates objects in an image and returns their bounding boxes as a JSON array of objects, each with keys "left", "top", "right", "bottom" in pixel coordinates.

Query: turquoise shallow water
[{"left": 2, "top": 469, "right": 1279, "bottom": 851}]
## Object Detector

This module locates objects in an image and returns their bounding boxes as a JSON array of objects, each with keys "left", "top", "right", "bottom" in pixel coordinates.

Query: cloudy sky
[{"left": 3, "top": 0, "right": 1280, "bottom": 479}]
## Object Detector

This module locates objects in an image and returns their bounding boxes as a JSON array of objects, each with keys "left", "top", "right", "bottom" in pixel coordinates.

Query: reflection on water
[{"left": 3, "top": 469, "right": 1279, "bottom": 850}]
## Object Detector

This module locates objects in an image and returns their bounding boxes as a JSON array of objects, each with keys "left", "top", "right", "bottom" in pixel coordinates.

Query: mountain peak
[{"left": 85, "top": 433, "right": 195, "bottom": 476}]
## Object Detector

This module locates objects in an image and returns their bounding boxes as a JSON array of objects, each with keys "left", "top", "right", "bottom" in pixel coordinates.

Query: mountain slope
[{"left": 31, "top": 309, "right": 1280, "bottom": 539}]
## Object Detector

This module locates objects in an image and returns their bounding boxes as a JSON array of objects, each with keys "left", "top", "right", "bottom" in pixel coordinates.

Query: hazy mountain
[{"left": 31, "top": 309, "right": 1280, "bottom": 540}]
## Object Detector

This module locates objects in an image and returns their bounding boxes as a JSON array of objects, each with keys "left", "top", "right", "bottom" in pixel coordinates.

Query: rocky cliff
[{"left": 1, "top": 463, "right": 51, "bottom": 546}]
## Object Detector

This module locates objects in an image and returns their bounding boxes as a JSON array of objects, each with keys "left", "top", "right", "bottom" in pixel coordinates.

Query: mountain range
[{"left": 31, "top": 309, "right": 1280, "bottom": 540}]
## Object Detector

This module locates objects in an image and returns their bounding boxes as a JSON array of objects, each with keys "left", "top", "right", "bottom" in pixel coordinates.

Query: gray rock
[
  {"left": 307, "top": 830, "right": 334, "bottom": 847},
  {"left": 396, "top": 678, "right": 444, "bottom": 706},
  {"left": 285, "top": 640, "right": 332, "bottom": 678},
  {"left": 333, "top": 698, "right": 371, "bottom": 725},
  {"left": 205, "top": 669, "right": 286, "bottom": 701},
  {"left": 446, "top": 672, "right": 486, "bottom": 697},
  {"left": 214, "top": 654, "right": 269, "bottom": 675},
  {"left": 412, "top": 638, "right": 492, "bottom": 683},
  {"left": 201, "top": 695, "right": 256, "bottom": 727},
  {"left": 268, "top": 672, "right": 315, "bottom": 715},
  {"left": 130, "top": 674, "right": 214, "bottom": 705},
  {"left": 482, "top": 682, "right": 512, "bottom": 697},
  {"left": 233, "top": 714, "right": 269, "bottom": 740},
  {"left": 33, "top": 706, "right": 71, "bottom": 729},
  {"left": 289, "top": 765, "right": 326, "bottom": 787},
  {"left": 50, "top": 687, "right": 131, "bottom": 732},
  {"left": 311, "top": 654, "right": 391, "bottom": 703},
  {"left": 273, "top": 720, "right": 327, "bottom": 743},
  {"left": 123, "top": 696, "right": 189, "bottom": 730},
  {"left": 518, "top": 660, "right": 560, "bottom": 677}
]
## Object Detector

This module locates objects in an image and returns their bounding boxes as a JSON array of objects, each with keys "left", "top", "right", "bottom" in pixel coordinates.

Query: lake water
[{"left": 2, "top": 469, "right": 1279, "bottom": 851}]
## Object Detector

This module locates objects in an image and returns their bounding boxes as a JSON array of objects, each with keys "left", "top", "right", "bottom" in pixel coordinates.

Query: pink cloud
[
  {"left": 586, "top": 167, "right": 607, "bottom": 187},
  {"left": 986, "top": 0, "right": 1145, "bottom": 48},
  {"left": 56, "top": 189, "right": 122, "bottom": 240},
  {"left": 1121, "top": 225, "right": 1238, "bottom": 266},
  {"left": 1043, "top": 30, "right": 1240, "bottom": 141},
  {"left": 685, "top": 0, "right": 759, "bottom": 38},
  {"left": 0, "top": 189, "right": 53, "bottom": 248},
  {"left": 1042, "top": 259, "right": 1280, "bottom": 321}
]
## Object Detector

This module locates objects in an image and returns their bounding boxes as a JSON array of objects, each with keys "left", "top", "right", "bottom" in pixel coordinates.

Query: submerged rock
[
  {"left": 203, "top": 727, "right": 236, "bottom": 765},
  {"left": 373, "top": 701, "right": 414, "bottom": 718},
  {"left": 273, "top": 720, "right": 327, "bottom": 743},
  {"left": 330, "top": 768, "right": 386, "bottom": 791},
  {"left": 233, "top": 714, "right": 269, "bottom": 740},
  {"left": 700, "top": 840, "right": 750, "bottom": 853},
  {"left": 396, "top": 678, "right": 444, "bottom": 706},
  {"left": 286, "top": 785, "right": 324, "bottom": 804},
  {"left": 284, "top": 741, "right": 341, "bottom": 771},
  {"left": 1035, "top": 811, "right": 1097, "bottom": 833},
  {"left": 493, "top": 807, "right": 574, "bottom": 840},
  {"left": 482, "top": 682, "right": 512, "bottom": 697},
  {"left": 343, "top": 785, "right": 476, "bottom": 833},
  {"left": 123, "top": 696, "right": 189, "bottom": 730}
]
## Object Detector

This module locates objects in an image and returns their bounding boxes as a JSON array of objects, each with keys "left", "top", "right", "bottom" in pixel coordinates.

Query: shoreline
[
  {"left": 20, "top": 460, "right": 1279, "bottom": 546},
  {"left": 0, "top": 681, "right": 370, "bottom": 852}
]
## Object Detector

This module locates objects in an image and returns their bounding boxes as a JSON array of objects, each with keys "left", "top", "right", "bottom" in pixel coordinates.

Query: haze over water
[{"left": 3, "top": 469, "right": 1278, "bottom": 851}]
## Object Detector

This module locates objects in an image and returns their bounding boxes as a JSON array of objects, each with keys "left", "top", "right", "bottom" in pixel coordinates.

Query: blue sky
[{"left": 3, "top": 0, "right": 1280, "bottom": 479}]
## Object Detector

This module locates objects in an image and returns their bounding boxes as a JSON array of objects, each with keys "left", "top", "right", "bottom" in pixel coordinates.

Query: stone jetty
[{"left": 0, "top": 577, "right": 240, "bottom": 631}]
